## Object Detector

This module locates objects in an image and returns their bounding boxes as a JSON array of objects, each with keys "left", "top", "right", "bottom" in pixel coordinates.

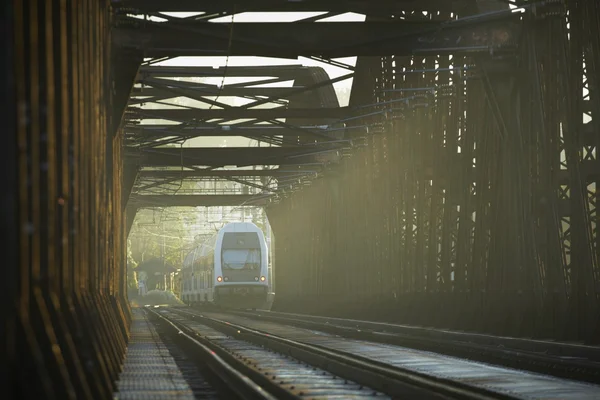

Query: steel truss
[
  {"left": 9, "top": 0, "right": 129, "bottom": 398},
  {"left": 267, "top": 2, "right": 600, "bottom": 343},
  {"left": 123, "top": 61, "right": 345, "bottom": 208}
]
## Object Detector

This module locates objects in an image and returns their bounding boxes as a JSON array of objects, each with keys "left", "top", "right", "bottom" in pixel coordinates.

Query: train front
[{"left": 214, "top": 223, "right": 270, "bottom": 309}]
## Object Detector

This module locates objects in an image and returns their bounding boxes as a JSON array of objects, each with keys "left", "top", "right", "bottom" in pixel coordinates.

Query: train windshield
[
  {"left": 221, "top": 232, "right": 262, "bottom": 271},
  {"left": 222, "top": 249, "right": 261, "bottom": 270}
]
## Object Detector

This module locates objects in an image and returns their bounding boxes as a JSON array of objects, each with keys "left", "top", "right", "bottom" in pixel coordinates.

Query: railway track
[
  {"left": 162, "top": 306, "right": 600, "bottom": 400},
  {"left": 220, "top": 308, "right": 600, "bottom": 385},
  {"left": 121, "top": 307, "right": 273, "bottom": 400},
  {"left": 152, "top": 306, "right": 528, "bottom": 399},
  {"left": 149, "top": 308, "right": 393, "bottom": 399},
  {"left": 149, "top": 315, "right": 222, "bottom": 399}
]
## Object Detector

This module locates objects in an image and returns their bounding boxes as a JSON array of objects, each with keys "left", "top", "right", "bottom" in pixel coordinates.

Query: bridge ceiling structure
[
  {"left": 113, "top": 0, "right": 522, "bottom": 227},
  {"left": 121, "top": 62, "right": 348, "bottom": 228},
  {"left": 112, "top": 1, "right": 600, "bottom": 343}
]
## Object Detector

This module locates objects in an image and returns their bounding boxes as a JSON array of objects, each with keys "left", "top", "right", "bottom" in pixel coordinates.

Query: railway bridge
[{"left": 5, "top": 0, "right": 600, "bottom": 398}]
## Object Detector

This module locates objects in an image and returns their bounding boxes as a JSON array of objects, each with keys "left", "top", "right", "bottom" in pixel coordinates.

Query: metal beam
[
  {"left": 122, "top": 165, "right": 139, "bottom": 210},
  {"left": 126, "top": 204, "right": 139, "bottom": 236},
  {"left": 130, "top": 86, "right": 303, "bottom": 99},
  {"left": 126, "top": 107, "right": 350, "bottom": 121},
  {"left": 112, "top": 50, "right": 143, "bottom": 136},
  {"left": 112, "top": 17, "right": 521, "bottom": 58},
  {"left": 125, "top": 125, "right": 334, "bottom": 138},
  {"left": 114, "top": 0, "right": 468, "bottom": 13},
  {"left": 127, "top": 147, "right": 341, "bottom": 167},
  {"left": 130, "top": 194, "right": 271, "bottom": 207},
  {"left": 133, "top": 162, "right": 599, "bottom": 184},
  {"left": 136, "top": 65, "right": 307, "bottom": 77},
  {"left": 137, "top": 169, "right": 294, "bottom": 178}
]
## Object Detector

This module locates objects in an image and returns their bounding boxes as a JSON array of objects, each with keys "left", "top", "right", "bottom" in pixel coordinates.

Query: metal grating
[{"left": 114, "top": 308, "right": 196, "bottom": 400}]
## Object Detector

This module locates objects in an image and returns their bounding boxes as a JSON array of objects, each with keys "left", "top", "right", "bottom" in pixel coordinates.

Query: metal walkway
[{"left": 114, "top": 308, "right": 195, "bottom": 400}]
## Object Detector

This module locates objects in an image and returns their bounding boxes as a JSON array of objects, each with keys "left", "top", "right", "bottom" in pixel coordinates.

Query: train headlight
[
  {"left": 217, "top": 276, "right": 223, "bottom": 282},
  {"left": 254, "top": 277, "right": 259, "bottom": 281},
  {"left": 224, "top": 277, "right": 229, "bottom": 281},
  {"left": 260, "top": 276, "right": 266, "bottom": 282}
]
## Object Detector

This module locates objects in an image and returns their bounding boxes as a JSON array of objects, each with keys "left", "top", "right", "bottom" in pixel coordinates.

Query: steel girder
[
  {"left": 114, "top": 0, "right": 467, "bottom": 14},
  {"left": 3, "top": 0, "right": 17, "bottom": 397},
  {"left": 124, "top": 125, "right": 338, "bottom": 138},
  {"left": 129, "top": 194, "right": 270, "bottom": 207},
  {"left": 127, "top": 147, "right": 343, "bottom": 167},
  {"left": 137, "top": 169, "right": 312, "bottom": 178},
  {"left": 112, "top": 16, "right": 521, "bottom": 58},
  {"left": 112, "top": 49, "right": 143, "bottom": 136},
  {"left": 126, "top": 106, "right": 351, "bottom": 120},
  {"left": 136, "top": 65, "right": 325, "bottom": 77},
  {"left": 131, "top": 86, "right": 303, "bottom": 98}
]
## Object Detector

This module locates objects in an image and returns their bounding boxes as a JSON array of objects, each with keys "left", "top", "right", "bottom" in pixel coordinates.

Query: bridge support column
[{"left": 9, "top": 0, "right": 130, "bottom": 398}]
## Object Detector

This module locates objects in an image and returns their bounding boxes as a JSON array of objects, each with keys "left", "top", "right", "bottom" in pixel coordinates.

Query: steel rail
[
  {"left": 150, "top": 308, "right": 392, "bottom": 399},
  {"left": 222, "top": 308, "right": 600, "bottom": 384},
  {"left": 146, "top": 307, "right": 277, "bottom": 400},
  {"left": 169, "top": 307, "right": 519, "bottom": 400}
]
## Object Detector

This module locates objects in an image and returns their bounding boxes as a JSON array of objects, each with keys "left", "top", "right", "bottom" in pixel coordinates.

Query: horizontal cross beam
[
  {"left": 131, "top": 86, "right": 303, "bottom": 99},
  {"left": 115, "top": 0, "right": 466, "bottom": 13},
  {"left": 127, "top": 147, "right": 341, "bottom": 167},
  {"left": 126, "top": 107, "right": 350, "bottom": 120},
  {"left": 113, "top": 17, "right": 521, "bottom": 58},
  {"left": 137, "top": 65, "right": 308, "bottom": 77},
  {"left": 137, "top": 168, "right": 316, "bottom": 178},
  {"left": 125, "top": 125, "right": 334, "bottom": 137},
  {"left": 130, "top": 194, "right": 271, "bottom": 207}
]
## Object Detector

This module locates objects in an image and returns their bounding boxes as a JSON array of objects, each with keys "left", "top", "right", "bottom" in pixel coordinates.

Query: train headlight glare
[
  {"left": 260, "top": 276, "right": 266, "bottom": 282},
  {"left": 217, "top": 276, "right": 223, "bottom": 282}
]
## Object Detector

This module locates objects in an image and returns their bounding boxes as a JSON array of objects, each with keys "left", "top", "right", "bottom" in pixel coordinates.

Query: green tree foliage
[
  {"left": 129, "top": 207, "right": 193, "bottom": 268},
  {"left": 126, "top": 239, "right": 138, "bottom": 290}
]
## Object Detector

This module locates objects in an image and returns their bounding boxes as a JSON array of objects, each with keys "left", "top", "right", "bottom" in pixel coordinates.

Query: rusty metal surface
[
  {"left": 157, "top": 309, "right": 387, "bottom": 399},
  {"left": 114, "top": 308, "right": 197, "bottom": 399},
  {"left": 203, "top": 312, "right": 600, "bottom": 400},
  {"left": 10, "top": 0, "right": 130, "bottom": 398}
]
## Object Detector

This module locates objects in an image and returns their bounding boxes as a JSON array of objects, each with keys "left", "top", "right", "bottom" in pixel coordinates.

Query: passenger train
[{"left": 180, "top": 222, "right": 272, "bottom": 310}]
